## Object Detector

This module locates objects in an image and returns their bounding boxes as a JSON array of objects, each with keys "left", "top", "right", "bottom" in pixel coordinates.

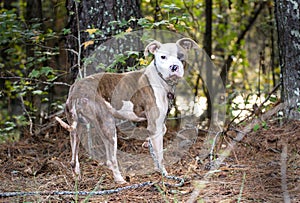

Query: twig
[
  {"left": 64, "top": 48, "right": 79, "bottom": 56},
  {"left": 280, "top": 143, "right": 291, "bottom": 203},
  {"left": 45, "top": 109, "right": 64, "bottom": 119},
  {"left": 19, "top": 95, "right": 33, "bottom": 135},
  {"left": 0, "top": 76, "right": 71, "bottom": 87},
  {"left": 34, "top": 120, "right": 60, "bottom": 136},
  {"left": 258, "top": 82, "right": 281, "bottom": 110},
  {"left": 209, "top": 131, "right": 222, "bottom": 163},
  {"left": 230, "top": 82, "right": 282, "bottom": 127},
  {"left": 237, "top": 172, "right": 246, "bottom": 203},
  {"left": 74, "top": 0, "right": 83, "bottom": 79},
  {"left": 55, "top": 117, "right": 71, "bottom": 132}
]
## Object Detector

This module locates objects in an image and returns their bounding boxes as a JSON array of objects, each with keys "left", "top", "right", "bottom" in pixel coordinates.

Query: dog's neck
[{"left": 152, "top": 60, "right": 177, "bottom": 114}]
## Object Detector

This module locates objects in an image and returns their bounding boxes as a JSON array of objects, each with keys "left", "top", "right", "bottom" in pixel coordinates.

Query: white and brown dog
[{"left": 56, "top": 38, "right": 198, "bottom": 183}]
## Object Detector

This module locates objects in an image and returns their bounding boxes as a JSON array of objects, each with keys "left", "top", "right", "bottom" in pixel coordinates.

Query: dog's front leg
[
  {"left": 149, "top": 124, "right": 168, "bottom": 175},
  {"left": 147, "top": 108, "right": 168, "bottom": 175}
]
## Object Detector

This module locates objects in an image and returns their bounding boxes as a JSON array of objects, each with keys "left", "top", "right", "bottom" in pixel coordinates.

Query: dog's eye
[
  {"left": 177, "top": 53, "right": 184, "bottom": 61},
  {"left": 161, "top": 55, "right": 167, "bottom": 60}
]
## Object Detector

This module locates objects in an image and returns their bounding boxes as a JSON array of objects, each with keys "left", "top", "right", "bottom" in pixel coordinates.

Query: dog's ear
[
  {"left": 176, "top": 38, "right": 198, "bottom": 50},
  {"left": 144, "top": 40, "right": 162, "bottom": 57}
]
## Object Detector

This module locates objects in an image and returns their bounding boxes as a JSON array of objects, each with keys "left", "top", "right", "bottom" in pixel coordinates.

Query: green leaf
[
  {"left": 32, "top": 90, "right": 43, "bottom": 95},
  {"left": 29, "top": 69, "right": 40, "bottom": 78},
  {"left": 269, "top": 95, "right": 277, "bottom": 103},
  {"left": 253, "top": 124, "right": 260, "bottom": 132},
  {"left": 40, "top": 66, "right": 53, "bottom": 76},
  {"left": 262, "top": 121, "right": 268, "bottom": 129},
  {"left": 126, "top": 51, "right": 139, "bottom": 57},
  {"left": 153, "top": 20, "right": 169, "bottom": 27},
  {"left": 62, "top": 28, "right": 71, "bottom": 35}
]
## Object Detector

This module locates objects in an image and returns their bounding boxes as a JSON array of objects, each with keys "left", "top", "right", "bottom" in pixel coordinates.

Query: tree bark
[
  {"left": 66, "top": 0, "right": 142, "bottom": 80},
  {"left": 275, "top": 0, "right": 300, "bottom": 120}
]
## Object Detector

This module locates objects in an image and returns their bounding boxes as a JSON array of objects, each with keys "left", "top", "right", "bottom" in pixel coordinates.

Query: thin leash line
[
  {"left": 0, "top": 176, "right": 183, "bottom": 198},
  {"left": 0, "top": 140, "right": 184, "bottom": 198},
  {"left": 148, "top": 139, "right": 185, "bottom": 188},
  {"left": 0, "top": 181, "right": 153, "bottom": 198}
]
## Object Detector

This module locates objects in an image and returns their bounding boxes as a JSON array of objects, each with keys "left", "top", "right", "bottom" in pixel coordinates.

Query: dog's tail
[{"left": 55, "top": 117, "right": 72, "bottom": 132}]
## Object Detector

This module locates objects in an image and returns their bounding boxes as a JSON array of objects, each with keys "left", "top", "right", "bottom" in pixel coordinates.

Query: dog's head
[{"left": 144, "top": 38, "right": 198, "bottom": 82}]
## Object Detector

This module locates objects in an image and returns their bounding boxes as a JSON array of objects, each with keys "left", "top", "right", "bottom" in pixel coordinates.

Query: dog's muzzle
[{"left": 170, "top": 65, "right": 179, "bottom": 72}]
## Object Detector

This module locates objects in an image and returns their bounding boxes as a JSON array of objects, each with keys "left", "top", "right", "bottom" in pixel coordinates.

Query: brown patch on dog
[{"left": 96, "top": 70, "right": 157, "bottom": 119}]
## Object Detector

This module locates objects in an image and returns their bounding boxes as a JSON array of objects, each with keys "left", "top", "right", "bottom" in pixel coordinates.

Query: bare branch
[
  {"left": 19, "top": 95, "right": 33, "bottom": 136},
  {"left": 0, "top": 76, "right": 71, "bottom": 87},
  {"left": 220, "top": 2, "right": 267, "bottom": 83}
]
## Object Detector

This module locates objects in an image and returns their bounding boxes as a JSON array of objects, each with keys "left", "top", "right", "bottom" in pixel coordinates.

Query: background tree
[
  {"left": 275, "top": 0, "right": 300, "bottom": 120},
  {"left": 65, "top": 0, "right": 142, "bottom": 80}
]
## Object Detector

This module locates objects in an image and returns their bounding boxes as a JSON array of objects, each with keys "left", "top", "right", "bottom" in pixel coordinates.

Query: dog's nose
[{"left": 170, "top": 65, "right": 179, "bottom": 72}]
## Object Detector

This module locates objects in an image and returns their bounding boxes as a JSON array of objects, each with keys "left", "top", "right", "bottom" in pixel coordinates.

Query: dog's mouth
[{"left": 166, "top": 74, "right": 181, "bottom": 84}]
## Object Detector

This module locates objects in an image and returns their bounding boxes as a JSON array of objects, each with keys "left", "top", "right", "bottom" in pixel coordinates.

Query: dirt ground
[{"left": 0, "top": 118, "right": 299, "bottom": 202}]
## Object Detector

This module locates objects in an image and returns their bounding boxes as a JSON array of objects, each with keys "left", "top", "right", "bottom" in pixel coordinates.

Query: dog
[{"left": 56, "top": 38, "right": 198, "bottom": 183}]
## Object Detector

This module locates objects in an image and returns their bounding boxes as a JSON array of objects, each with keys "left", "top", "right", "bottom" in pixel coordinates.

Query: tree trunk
[
  {"left": 66, "top": 0, "right": 142, "bottom": 80},
  {"left": 275, "top": 0, "right": 300, "bottom": 120},
  {"left": 202, "top": 0, "right": 212, "bottom": 120},
  {"left": 26, "top": 0, "right": 43, "bottom": 21}
]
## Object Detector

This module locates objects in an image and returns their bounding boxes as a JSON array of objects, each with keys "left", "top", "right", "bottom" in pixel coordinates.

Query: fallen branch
[{"left": 280, "top": 142, "right": 291, "bottom": 203}]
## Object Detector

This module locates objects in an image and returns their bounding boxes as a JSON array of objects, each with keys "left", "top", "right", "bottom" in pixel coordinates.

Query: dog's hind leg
[
  {"left": 66, "top": 100, "right": 86, "bottom": 180},
  {"left": 55, "top": 115, "right": 82, "bottom": 179},
  {"left": 55, "top": 116, "right": 81, "bottom": 178},
  {"left": 69, "top": 126, "right": 81, "bottom": 179},
  {"left": 98, "top": 115, "right": 125, "bottom": 184},
  {"left": 105, "top": 131, "right": 125, "bottom": 184}
]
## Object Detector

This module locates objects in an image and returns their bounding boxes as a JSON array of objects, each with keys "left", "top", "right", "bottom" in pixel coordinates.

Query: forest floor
[{"left": 0, "top": 117, "right": 299, "bottom": 202}]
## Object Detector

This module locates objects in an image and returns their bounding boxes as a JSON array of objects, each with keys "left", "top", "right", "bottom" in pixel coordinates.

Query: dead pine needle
[{"left": 237, "top": 172, "right": 246, "bottom": 203}]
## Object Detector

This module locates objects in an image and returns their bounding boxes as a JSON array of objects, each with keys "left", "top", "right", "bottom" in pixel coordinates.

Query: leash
[
  {"left": 0, "top": 140, "right": 184, "bottom": 198},
  {"left": 148, "top": 139, "right": 184, "bottom": 188}
]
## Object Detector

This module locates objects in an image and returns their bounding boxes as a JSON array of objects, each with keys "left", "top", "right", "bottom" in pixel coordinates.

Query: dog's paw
[
  {"left": 114, "top": 176, "right": 126, "bottom": 184},
  {"left": 71, "top": 170, "right": 82, "bottom": 180},
  {"left": 142, "top": 141, "right": 149, "bottom": 148},
  {"left": 154, "top": 166, "right": 168, "bottom": 176}
]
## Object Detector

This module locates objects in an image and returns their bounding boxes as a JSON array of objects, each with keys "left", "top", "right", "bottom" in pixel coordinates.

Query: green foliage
[
  {"left": 253, "top": 121, "right": 268, "bottom": 132},
  {"left": 0, "top": 8, "right": 61, "bottom": 139},
  {"left": 139, "top": 2, "right": 191, "bottom": 32}
]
